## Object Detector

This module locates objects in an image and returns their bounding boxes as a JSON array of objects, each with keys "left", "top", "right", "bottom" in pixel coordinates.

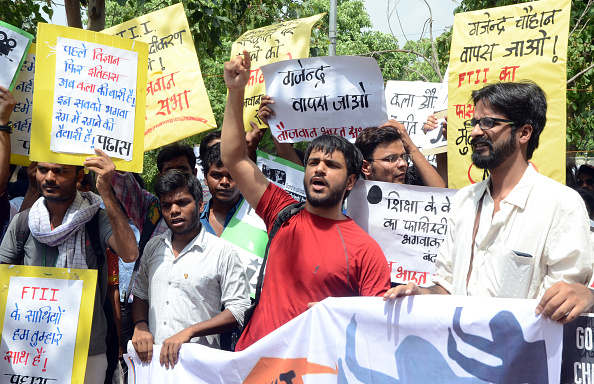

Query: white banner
[
  {"left": 261, "top": 56, "right": 387, "bottom": 143},
  {"left": 347, "top": 180, "right": 457, "bottom": 286},
  {"left": 125, "top": 295, "right": 562, "bottom": 383}
]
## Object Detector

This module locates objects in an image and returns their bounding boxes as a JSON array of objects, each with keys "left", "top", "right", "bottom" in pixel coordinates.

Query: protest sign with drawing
[
  {"left": 124, "top": 295, "right": 563, "bottom": 384},
  {"left": 385, "top": 80, "right": 447, "bottom": 153},
  {"left": 29, "top": 23, "right": 147, "bottom": 172},
  {"left": 231, "top": 14, "right": 324, "bottom": 131},
  {"left": 261, "top": 56, "right": 387, "bottom": 143},
  {"left": 0, "top": 21, "right": 33, "bottom": 92},
  {"left": 0, "top": 265, "right": 97, "bottom": 383},
  {"left": 9, "top": 43, "right": 35, "bottom": 166},
  {"left": 448, "top": 0, "right": 570, "bottom": 189},
  {"left": 221, "top": 150, "right": 305, "bottom": 297},
  {"left": 347, "top": 180, "right": 457, "bottom": 286},
  {"left": 103, "top": 3, "right": 217, "bottom": 152}
]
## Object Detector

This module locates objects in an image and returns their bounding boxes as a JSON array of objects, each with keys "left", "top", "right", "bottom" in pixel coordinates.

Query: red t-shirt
[{"left": 236, "top": 183, "right": 390, "bottom": 351}]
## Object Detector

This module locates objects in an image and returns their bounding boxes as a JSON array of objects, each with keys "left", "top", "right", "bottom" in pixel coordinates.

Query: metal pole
[{"left": 329, "top": 0, "right": 337, "bottom": 56}]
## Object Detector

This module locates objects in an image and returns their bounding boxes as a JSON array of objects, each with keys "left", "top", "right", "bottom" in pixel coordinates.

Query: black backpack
[{"left": 243, "top": 201, "right": 305, "bottom": 326}]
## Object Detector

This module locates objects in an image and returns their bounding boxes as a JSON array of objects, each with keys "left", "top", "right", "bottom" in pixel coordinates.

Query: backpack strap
[
  {"left": 253, "top": 202, "right": 305, "bottom": 308},
  {"left": 85, "top": 210, "right": 104, "bottom": 271},
  {"left": 15, "top": 209, "right": 31, "bottom": 262},
  {"left": 124, "top": 196, "right": 162, "bottom": 310}
]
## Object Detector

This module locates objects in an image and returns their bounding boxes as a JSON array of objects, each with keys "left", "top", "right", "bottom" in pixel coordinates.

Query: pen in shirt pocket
[{"left": 513, "top": 251, "right": 533, "bottom": 258}]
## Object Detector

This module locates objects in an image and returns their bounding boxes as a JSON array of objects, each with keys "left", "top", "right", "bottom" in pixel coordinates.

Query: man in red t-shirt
[{"left": 221, "top": 51, "right": 391, "bottom": 351}]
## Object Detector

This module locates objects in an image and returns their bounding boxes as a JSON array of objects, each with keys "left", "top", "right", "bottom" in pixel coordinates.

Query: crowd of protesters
[{"left": 0, "top": 50, "right": 592, "bottom": 383}]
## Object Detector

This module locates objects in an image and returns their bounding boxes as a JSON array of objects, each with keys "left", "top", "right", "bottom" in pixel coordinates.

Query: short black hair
[
  {"left": 199, "top": 130, "right": 222, "bottom": 169},
  {"left": 355, "top": 126, "right": 403, "bottom": 163},
  {"left": 157, "top": 143, "right": 196, "bottom": 173},
  {"left": 201, "top": 143, "right": 224, "bottom": 177},
  {"left": 471, "top": 81, "right": 547, "bottom": 160},
  {"left": 155, "top": 169, "right": 203, "bottom": 204},
  {"left": 80, "top": 172, "right": 94, "bottom": 188},
  {"left": 304, "top": 135, "right": 363, "bottom": 199}
]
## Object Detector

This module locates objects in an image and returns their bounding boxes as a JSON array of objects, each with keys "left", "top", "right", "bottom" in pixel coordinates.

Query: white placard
[
  {"left": 261, "top": 56, "right": 387, "bottom": 143},
  {"left": 10, "top": 52, "right": 35, "bottom": 157},
  {"left": 0, "top": 277, "right": 83, "bottom": 381},
  {"left": 385, "top": 80, "right": 447, "bottom": 152},
  {"left": 50, "top": 37, "right": 138, "bottom": 160},
  {"left": 347, "top": 180, "right": 457, "bottom": 285},
  {"left": 0, "top": 24, "right": 31, "bottom": 89}
]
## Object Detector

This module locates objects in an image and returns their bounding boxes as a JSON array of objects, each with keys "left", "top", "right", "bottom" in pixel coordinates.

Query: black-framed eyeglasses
[
  {"left": 464, "top": 117, "right": 515, "bottom": 130},
  {"left": 577, "top": 178, "right": 594, "bottom": 187},
  {"left": 372, "top": 154, "right": 410, "bottom": 164}
]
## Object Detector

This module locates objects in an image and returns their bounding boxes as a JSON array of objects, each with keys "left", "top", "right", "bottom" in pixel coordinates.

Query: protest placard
[
  {"left": 125, "top": 295, "right": 563, "bottom": 384},
  {"left": 103, "top": 3, "right": 217, "bottom": 152},
  {"left": 0, "top": 265, "right": 97, "bottom": 383},
  {"left": 347, "top": 180, "right": 457, "bottom": 286},
  {"left": 448, "top": 0, "right": 570, "bottom": 188},
  {"left": 385, "top": 80, "right": 445, "bottom": 151},
  {"left": 9, "top": 43, "right": 35, "bottom": 166},
  {"left": 0, "top": 21, "right": 33, "bottom": 91},
  {"left": 231, "top": 14, "right": 324, "bottom": 131},
  {"left": 561, "top": 314, "right": 594, "bottom": 384},
  {"left": 221, "top": 150, "right": 305, "bottom": 296},
  {"left": 261, "top": 56, "right": 387, "bottom": 143},
  {"left": 29, "top": 23, "right": 147, "bottom": 172}
]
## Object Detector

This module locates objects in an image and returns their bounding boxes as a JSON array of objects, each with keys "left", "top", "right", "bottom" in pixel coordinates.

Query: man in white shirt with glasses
[{"left": 384, "top": 81, "right": 594, "bottom": 324}]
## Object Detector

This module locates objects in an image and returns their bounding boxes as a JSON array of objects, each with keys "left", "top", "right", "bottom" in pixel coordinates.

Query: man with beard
[
  {"left": 0, "top": 150, "right": 139, "bottom": 384},
  {"left": 384, "top": 81, "right": 594, "bottom": 324},
  {"left": 130, "top": 170, "right": 250, "bottom": 368},
  {"left": 221, "top": 51, "right": 391, "bottom": 350}
]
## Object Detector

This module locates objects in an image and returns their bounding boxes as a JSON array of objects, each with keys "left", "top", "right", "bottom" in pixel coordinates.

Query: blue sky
[
  {"left": 362, "top": 0, "right": 459, "bottom": 41},
  {"left": 49, "top": 0, "right": 460, "bottom": 42}
]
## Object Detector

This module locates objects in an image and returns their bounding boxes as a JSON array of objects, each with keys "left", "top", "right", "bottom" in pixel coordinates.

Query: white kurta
[{"left": 434, "top": 164, "right": 594, "bottom": 298}]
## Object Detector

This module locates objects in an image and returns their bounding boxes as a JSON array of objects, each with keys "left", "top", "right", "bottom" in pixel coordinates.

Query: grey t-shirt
[{"left": 0, "top": 209, "right": 113, "bottom": 356}]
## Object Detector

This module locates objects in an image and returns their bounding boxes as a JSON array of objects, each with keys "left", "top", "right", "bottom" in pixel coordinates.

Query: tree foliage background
[{"left": 3, "top": 0, "right": 592, "bottom": 189}]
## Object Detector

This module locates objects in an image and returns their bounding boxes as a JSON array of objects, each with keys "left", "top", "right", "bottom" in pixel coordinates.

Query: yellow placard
[
  {"left": 29, "top": 23, "right": 147, "bottom": 173},
  {"left": 103, "top": 3, "right": 217, "bottom": 152},
  {"left": 9, "top": 43, "right": 36, "bottom": 167},
  {"left": 231, "top": 13, "right": 325, "bottom": 131},
  {"left": 0, "top": 265, "right": 97, "bottom": 384},
  {"left": 447, "top": 0, "right": 570, "bottom": 188}
]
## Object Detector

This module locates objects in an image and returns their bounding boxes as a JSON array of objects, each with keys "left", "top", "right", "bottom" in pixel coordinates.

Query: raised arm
[
  {"left": 0, "top": 87, "right": 17, "bottom": 195},
  {"left": 381, "top": 120, "right": 446, "bottom": 188},
  {"left": 19, "top": 162, "right": 39, "bottom": 212},
  {"left": 221, "top": 50, "right": 270, "bottom": 210},
  {"left": 84, "top": 149, "right": 139, "bottom": 263}
]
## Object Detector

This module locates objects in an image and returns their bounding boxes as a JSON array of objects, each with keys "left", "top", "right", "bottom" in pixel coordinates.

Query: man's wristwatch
[{"left": 0, "top": 123, "right": 13, "bottom": 134}]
